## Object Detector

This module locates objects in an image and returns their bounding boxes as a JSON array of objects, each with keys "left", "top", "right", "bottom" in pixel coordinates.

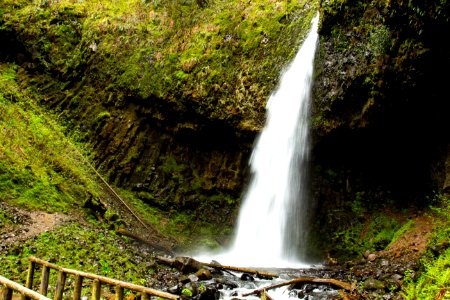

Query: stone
[
  {"left": 195, "top": 268, "right": 212, "bottom": 280},
  {"left": 391, "top": 274, "right": 402, "bottom": 281},
  {"left": 363, "top": 278, "right": 386, "bottom": 290},
  {"left": 240, "top": 273, "right": 254, "bottom": 281},
  {"left": 367, "top": 254, "right": 377, "bottom": 261}
]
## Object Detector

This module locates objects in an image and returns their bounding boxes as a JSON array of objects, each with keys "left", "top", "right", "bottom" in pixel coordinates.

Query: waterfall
[{"left": 195, "top": 14, "right": 319, "bottom": 268}]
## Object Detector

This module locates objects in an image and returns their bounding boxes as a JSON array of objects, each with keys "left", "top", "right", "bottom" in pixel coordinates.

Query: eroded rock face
[{"left": 310, "top": 0, "right": 450, "bottom": 258}]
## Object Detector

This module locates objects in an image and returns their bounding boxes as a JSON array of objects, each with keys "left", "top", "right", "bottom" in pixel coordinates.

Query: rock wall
[{"left": 310, "top": 0, "right": 450, "bottom": 257}]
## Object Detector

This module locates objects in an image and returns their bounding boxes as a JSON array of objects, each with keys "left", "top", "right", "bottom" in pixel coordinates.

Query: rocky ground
[{"left": 0, "top": 201, "right": 435, "bottom": 299}]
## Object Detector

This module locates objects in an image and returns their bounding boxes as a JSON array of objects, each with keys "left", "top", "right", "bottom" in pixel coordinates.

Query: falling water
[
  {"left": 214, "top": 15, "right": 320, "bottom": 268},
  {"left": 193, "top": 15, "right": 319, "bottom": 269}
]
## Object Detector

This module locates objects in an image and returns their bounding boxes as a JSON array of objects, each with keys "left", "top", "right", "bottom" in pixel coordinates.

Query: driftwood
[
  {"left": 203, "top": 262, "right": 278, "bottom": 279},
  {"left": 156, "top": 256, "right": 278, "bottom": 279},
  {"left": 242, "top": 277, "right": 354, "bottom": 297}
]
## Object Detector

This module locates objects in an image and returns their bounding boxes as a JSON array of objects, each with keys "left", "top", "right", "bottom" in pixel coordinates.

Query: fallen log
[
  {"left": 155, "top": 256, "right": 278, "bottom": 279},
  {"left": 242, "top": 277, "right": 354, "bottom": 297},
  {"left": 203, "top": 263, "right": 278, "bottom": 279}
]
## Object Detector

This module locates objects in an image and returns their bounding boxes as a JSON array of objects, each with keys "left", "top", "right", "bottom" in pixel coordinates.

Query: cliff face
[
  {"left": 0, "top": 0, "right": 319, "bottom": 243},
  {"left": 310, "top": 0, "right": 450, "bottom": 256}
]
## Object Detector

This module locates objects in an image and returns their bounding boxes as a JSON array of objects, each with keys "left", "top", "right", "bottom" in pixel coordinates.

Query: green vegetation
[
  {"left": 0, "top": 63, "right": 100, "bottom": 213},
  {"left": 0, "top": 62, "right": 232, "bottom": 251},
  {"left": 1, "top": 0, "right": 319, "bottom": 130},
  {"left": 0, "top": 61, "right": 208, "bottom": 289},
  {"left": 122, "top": 188, "right": 232, "bottom": 250},
  {"left": 402, "top": 194, "right": 450, "bottom": 299},
  {"left": 0, "top": 221, "right": 163, "bottom": 293},
  {"left": 329, "top": 209, "right": 405, "bottom": 259}
]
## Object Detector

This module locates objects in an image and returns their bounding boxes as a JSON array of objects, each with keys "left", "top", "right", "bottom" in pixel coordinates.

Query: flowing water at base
[{"left": 205, "top": 266, "right": 340, "bottom": 300}]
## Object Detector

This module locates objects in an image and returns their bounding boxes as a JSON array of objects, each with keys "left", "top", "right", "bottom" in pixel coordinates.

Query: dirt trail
[{"left": 1, "top": 204, "right": 69, "bottom": 247}]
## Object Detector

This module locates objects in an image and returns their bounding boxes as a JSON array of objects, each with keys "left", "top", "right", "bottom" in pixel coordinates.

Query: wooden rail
[
  {"left": 25, "top": 256, "right": 179, "bottom": 300},
  {"left": 0, "top": 275, "right": 51, "bottom": 300}
]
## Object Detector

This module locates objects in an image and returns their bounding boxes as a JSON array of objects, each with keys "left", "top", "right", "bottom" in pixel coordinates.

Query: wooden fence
[
  {"left": 1, "top": 256, "right": 178, "bottom": 300},
  {"left": 0, "top": 275, "right": 50, "bottom": 300}
]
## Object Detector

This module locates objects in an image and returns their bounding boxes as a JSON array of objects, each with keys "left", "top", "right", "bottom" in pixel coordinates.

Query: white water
[{"left": 196, "top": 15, "right": 319, "bottom": 269}]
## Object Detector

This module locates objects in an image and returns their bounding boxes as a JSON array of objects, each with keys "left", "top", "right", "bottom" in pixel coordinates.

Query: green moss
[
  {"left": 1, "top": 0, "right": 320, "bottom": 128},
  {"left": 0, "top": 63, "right": 102, "bottom": 212}
]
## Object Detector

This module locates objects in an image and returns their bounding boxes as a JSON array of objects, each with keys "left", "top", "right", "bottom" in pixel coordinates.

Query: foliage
[
  {"left": 368, "top": 24, "right": 390, "bottom": 57},
  {"left": 402, "top": 194, "right": 450, "bottom": 300},
  {"left": 330, "top": 211, "right": 402, "bottom": 259},
  {"left": 386, "top": 219, "right": 414, "bottom": 249}
]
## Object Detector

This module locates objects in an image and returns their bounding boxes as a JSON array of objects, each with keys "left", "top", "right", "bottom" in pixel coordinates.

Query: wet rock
[
  {"left": 214, "top": 277, "right": 239, "bottom": 289},
  {"left": 198, "top": 286, "right": 220, "bottom": 300},
  {"left": 179, "top": 275, "right": 191, "bottom": 284},
  {"left": 168, "top": 285, "right": 180, "bottom": 294},
  {"left": 380, "top": 259, "right": 389, "bottom": 266},
  {"left": 391, "top": 274, "right": 402, "bottom": 281},
  {"left": 196, "top": 268, "right": 212, "bottom": 280},
  {"left": 304, "top": 284, "right": 315, "bottom": 293},
  {"left": 363, "top": 278, "right": 386, "bottom": 290},
  {"left": 240, "top": 273, "right": 254, "bottom": 281},
  {"left": 188, "top": 274, "right": 199, "bottom": 282}
]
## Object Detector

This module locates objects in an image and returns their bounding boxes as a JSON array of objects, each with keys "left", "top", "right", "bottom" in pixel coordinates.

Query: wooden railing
[
  {"left": 0, "top": 275, "right": 50, "bottom": 300},
  {"left": 11, "top": 256, "right": 179, "bottom": 300}
]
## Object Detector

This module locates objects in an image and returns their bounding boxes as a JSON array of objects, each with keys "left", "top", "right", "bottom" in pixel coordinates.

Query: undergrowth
[
  {"left": 329, "top": 211, "right": 404, "bottom": 259},
  {"left": 402, "top": 193, "right": 450, "bottom": 300}
]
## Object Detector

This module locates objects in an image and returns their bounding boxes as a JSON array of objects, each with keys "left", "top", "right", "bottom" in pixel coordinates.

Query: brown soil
[
  {"left": 0, "top": 204, "right": 70, "bottom": 247},
  {"left": 383, "top": 215, "right": 435, "bottom": 259}
]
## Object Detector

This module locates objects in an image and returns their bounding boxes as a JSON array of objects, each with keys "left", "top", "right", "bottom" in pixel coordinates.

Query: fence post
[
  {"left": 1, "top": 286, "right": 13, "bottom": 300},
  {"left": 115, "top": 286, "right": 124, "bottom": 300},
  {"left": 91, "top": 279, "right": 101, "bottom": 300},
  {"left": 73, "top": 275, "right": 83, "bottom": 300},
  {"left": 53, "top": 269, "right": 66, "bottom": 300},
  {"left": 21, "top": 261, "right": 36, "bottom": 300},
  {"left": 39, "top": 265, "right": 50, "bottom": 296}
]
